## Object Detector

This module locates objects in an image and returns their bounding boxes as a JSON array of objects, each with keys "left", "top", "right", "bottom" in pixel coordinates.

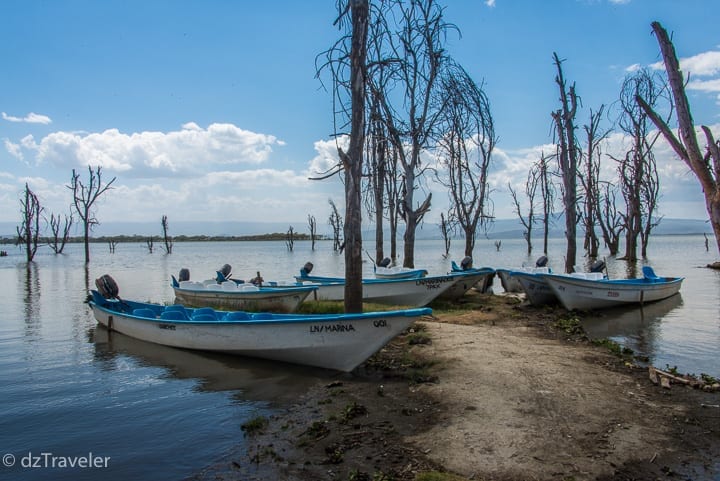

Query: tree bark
[{"left": 637, "top": 22, "right": 720, "bottom": 255}]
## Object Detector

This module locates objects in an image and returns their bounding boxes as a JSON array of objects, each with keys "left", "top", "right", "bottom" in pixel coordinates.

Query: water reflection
[
  {"left": 90, "top": 326, "right": 332, "bottom": 405},
  {"left": 581, "top": 294, "right": 684, "bottom": 359},
  {"left": 21, "top": 262, "right": 41, "bottom": 337}
]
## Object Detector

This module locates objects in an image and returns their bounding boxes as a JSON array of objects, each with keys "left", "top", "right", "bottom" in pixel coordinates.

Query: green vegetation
[
  {"left": 554, "top": 316, "right": 584, "bottom": 335},
  {"left": 240, "top": 415, "right": 269, "bottom": 435},
  {"left": 593, "top": 338, "right": 634, "bottom": 357}
]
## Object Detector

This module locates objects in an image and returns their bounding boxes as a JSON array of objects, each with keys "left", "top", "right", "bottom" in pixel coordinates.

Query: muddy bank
[{"left": 190, "top": 292, "right": 719, "bottom": 481}]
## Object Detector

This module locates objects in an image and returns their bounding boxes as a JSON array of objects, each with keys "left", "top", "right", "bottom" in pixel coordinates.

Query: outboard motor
[
  {"left": 460, "top": 256, "right": 473, "bottom": 271},
  {"left": 95, "top": 274, "right": 119, "bottom": 299},
  {"left": 301, "top": 262, "right": 314, "bottom": 276},
  {"left": 378, "top": 257, "right": 392, "bottom": 268},
  {"left": 535, "top": 255, "right": 549, "bottom": 268},
  {"left": 178, "top": 268, "right": 190, "bottom": 282},
  {"left": 219, "top": 264, "right": 232, "bottom": 281},
  {"left": 590, "top": 260, "right": 606, "bottom": 273}
]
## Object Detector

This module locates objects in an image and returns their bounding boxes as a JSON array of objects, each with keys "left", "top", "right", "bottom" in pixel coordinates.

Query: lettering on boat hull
[{"left": 309, "top": 324, "right": 356, "bottom": 333}]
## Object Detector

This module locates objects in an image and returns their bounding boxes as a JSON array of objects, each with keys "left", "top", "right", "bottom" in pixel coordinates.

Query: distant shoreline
[{"left": 0, "top": 233, "right": 327, "bottom": 244}]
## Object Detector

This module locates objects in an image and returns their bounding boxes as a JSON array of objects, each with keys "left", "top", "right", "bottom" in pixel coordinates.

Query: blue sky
[{"left": 1, "top": 0, "right": 719, "bottom": 235}]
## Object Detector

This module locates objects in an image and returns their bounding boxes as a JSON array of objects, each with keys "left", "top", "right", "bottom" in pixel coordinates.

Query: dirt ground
[{"left": 190, "top": 292, "right": 719, "bottom": 481}]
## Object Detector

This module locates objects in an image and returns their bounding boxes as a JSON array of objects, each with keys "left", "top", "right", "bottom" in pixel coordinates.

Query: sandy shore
[{"left": 190, "top": 293, "right": 719, "bottom": 481}]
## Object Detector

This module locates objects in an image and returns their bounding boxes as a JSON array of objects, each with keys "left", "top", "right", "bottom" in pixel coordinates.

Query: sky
[{"left": 1, "top": 0, "right": 719, "bottom": 236}]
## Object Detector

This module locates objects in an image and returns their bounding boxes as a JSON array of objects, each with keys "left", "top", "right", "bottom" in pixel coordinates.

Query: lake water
[{"left": 0, "top": 235, "right": 717, "bottom": 480}]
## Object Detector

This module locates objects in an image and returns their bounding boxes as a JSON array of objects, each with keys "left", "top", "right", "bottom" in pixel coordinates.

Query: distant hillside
[{"left": 0, "top": 217, "right": 713, "bottom": 240}]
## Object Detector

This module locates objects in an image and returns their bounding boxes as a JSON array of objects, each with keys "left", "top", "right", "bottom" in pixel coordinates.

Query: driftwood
[{"left": 648, "top": 366, "right": 714, "bottom": 390}]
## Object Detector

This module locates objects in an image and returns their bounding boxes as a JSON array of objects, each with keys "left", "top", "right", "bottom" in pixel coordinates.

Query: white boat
[
  {"left": 171, "top": 276, "right": 317, "bottom": 313},
  {"left": 294, "top": 271, "right": 457, "bottom": 306},
  {"left": 539, "top": 266, "right": 683, "bottom": 311},
  {"left": 88, "top": 288, "right": 431, "bottom": 372},
  {"left": 439, "top": 265, "right": 496, "bottom": 300},
  {"left": 496, "top": 256, "right": 552, "bottom": 293},
  {"left": 511, "top": 270, "right": 556, "bottom": 306},
  {"left": 373, "top": 265, "right": 428, "bottom": 279}
]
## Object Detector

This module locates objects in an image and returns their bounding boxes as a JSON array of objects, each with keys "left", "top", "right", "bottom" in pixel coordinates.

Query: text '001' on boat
[
  {"left": 171, "top": 268, "right": 316, "bottom": 313},
  {"left": 538, "top": 266, "right": 683, "bottom": 311},
  {"left": 89, "top": 275, "right": 432, "bottom": 372}
]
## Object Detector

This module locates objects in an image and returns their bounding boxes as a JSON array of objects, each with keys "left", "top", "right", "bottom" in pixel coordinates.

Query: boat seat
[
  {"left": 133, "top": 308, "right": 156, "bottom": 318},
  {"left": 224, "top": 311, "right": 251, "bottom": 321},
  {"left": 642, "top": 266, "right": 660, "bottom": 281},
  {"left": 192, "top": 307, "right": 217, "bottom": 320},
  {"left": 191, "top": 314, "right": 217, "bottom": 322},
  {"left": 160, "top": 310, "right": 188, "bottom": 321},
  {"left": 222, "top": 282, "right": 239, "bottom": 291}
]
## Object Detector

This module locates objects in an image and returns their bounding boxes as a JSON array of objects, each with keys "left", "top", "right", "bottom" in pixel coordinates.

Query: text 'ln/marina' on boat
[{"left": 89, "top": 275, "right": 431, "bottom": 372}]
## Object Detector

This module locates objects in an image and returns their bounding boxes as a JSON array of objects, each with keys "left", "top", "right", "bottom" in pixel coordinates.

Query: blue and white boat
[
  {"left": 538, "top": 266, "right": 683, "bottom": 311},
  {"left": 171, "top": 276, "right": 317, "bottom": 313},
  {"left": 88, "top": 281, "right": 431, "bottom": 372}
]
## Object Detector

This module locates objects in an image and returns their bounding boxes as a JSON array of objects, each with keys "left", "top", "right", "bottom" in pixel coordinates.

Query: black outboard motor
[
  {"left": 590, "top": 260, "right": 606, "bottom": 273},
  {"left": 460, "top": 256, "right": 473, "bottom": 271},
  {"left": 535, "top": 255, "right": 549, "bottom": 268},
  {"left": 302, "top": 262, "right": 314, "bottom": 276},
  {"left": 219, "top": 264, "right": 232, "bottom": 281},
  {"left": 378, "top": 257, "right": 392, "bottom": 268},
  {"left": 95, "top": 274, "right": 119, "bottom": 299},
  {"left": 178, "top": 268, "right": 190, "bottom": 282}
]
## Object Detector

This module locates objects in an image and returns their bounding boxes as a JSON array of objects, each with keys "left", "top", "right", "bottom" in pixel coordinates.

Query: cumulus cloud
[
  {"left": 2, "top": 112, "right": 52, "bottom": 124},
  {"left": 485, "top": 0, "right": 496, "bottom": 7},
  {"left": 306, "top": 137, "right": 347, "bottom": 177},
  {"left": 649, "top": 49, "right": 720, "bottom": 98},
  {"left": 7, "top": 123, "right": 284, "bottom": 177}
]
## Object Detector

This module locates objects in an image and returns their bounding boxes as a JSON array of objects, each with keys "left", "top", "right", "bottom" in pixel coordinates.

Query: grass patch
[
  {"left": 592, "top": 338, "right": 634, "bottom": 357},
  {"left": 407, "top": 330, "right": 432, "bottom": 345},
  {"left": 555, "top": 316, "right": 584, "bottom": 335},
  {"left": 241, "top": 415, "right": 269, "bottom": 435}
]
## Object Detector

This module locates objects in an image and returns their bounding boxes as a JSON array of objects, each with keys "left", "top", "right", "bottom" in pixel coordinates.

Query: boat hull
[
  {"left": 89, "top": 293, "right": 430, "bottom": 372},
  {"left": 496, "top": 269, "right": 523, "bottom": 293},
  {"left": 438, "top": 269, "right": 496, "bottom": 300},
  {"left": 540, "top": 273, "right": 683, "bottom": 311},
  {"left": 512, "top": 272, "right": 556, "bottom": 306},
  {"left": 172, "top": 284, "right": 316, "bottom": 313}
]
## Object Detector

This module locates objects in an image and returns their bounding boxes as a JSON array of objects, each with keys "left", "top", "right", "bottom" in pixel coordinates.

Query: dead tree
[
  {"left": 364, "top": 93, "right": 389, "bottom": 264},
  {"left": 146, "top": 237, "right": 154, "bottom": 253},
  {"left": 596, "top": 181, "right": 624, "bottom": 256},
  {"left": 434, "top": 63, "right": 496, "bottom": 258},
  {"left": 286, "top": 226, "right": 295, "bottom": 252},
  {"left": 537, "top": 152, "right": 555, "bottom": 254},
  {"left": 367, "top": 0, "right": 458, "bottom": 268},
  {"left": 579, "top": 106, "right": 609, "bottom": 259},
  {"left": 551, "top": 53, "right": 581, "bottom": 273},
  {"left": 508, "top": 165, "right": 539, "bottom": 256},
  {"left": 47, "top": 212, "right": 73, "bottom": 254},
  {"left": 308, "top": 215, "right": 317, "bottom": 251},
  {"left": 616, "top": 67, "right": 667, "bottom": 260},
  {"left": 439, "top": 211, "right": 454, "bottom": 258},
  {"left": 108, "top": 240, "right": 118, "bottom": 253},
  {"left": 68, "top": 166, "right": 116, "bottom": 263},
  {"left": 328, "top": 198, "right": 344, "bottom": 252},
  {"left": 636, "top": 22, "right": 720, "bottom": 256},
  {"left": 161, "top": 215, "right": 173, "bottom": 254},
  {"left": 16, "top": 183, "right": 43, "bottom": 262}
]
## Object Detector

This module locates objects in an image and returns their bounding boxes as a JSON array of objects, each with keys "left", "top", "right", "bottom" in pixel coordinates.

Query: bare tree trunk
[
  {"left": 68, "top": 166, "right": 116, "bottom": 263},
  {"left": 17, "top": 183, "right": 42, "bottom": 262},
  {"left": 340, "top": 0, "right": 368, "bottom": 313},
  {"left": 637, "top": 21, "right": 720, "bottom": 256},
  {"left": 552, "top": 53, "right": 580, "bottom": 273}
]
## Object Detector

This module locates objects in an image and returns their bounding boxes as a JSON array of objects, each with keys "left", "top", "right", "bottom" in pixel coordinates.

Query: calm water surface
[{"left": 0, "top": 235, "right": 717, "bottom": 480}]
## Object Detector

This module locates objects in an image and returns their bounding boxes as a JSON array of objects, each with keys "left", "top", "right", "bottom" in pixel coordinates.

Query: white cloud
[
  {"left": 306, "top": 137, "right": 347, "bottom": 178},
  {"left": 485, "top": 0, "right": 496, "bottom": 7},
  {"left": 681, "top": 50, "right": 720, "bottom": 77},
  {"left": 8, "top": 123, "right": 285, "bottom": 177},
  {"left": 2, "top": 112, "right": 52, "bottom": 124},
  {"left": 4, "top": 140, "right": 23, "bottom": 160}
]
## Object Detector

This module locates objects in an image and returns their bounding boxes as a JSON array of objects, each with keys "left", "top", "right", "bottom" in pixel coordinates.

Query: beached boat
[
  {"left": 294, "top": 270, "right": 454, "bottom": 306},
  {"left": 441, "top": 261, "right": 496, "bottom": 299},
  {"left": 171, "top": 276, "right": 317, "bottom": 313},
  {"left": 496, "top": 256, "right": 551, "bottom": 293},
  {"left": 511, "top": 270, "right": 557, "bottom": 306},
  {"left": 539, "top": 266, "right": 683, "bottom": 311},
  {"left": 88, "top": 286, "right": 431, "bottom": 372}
]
